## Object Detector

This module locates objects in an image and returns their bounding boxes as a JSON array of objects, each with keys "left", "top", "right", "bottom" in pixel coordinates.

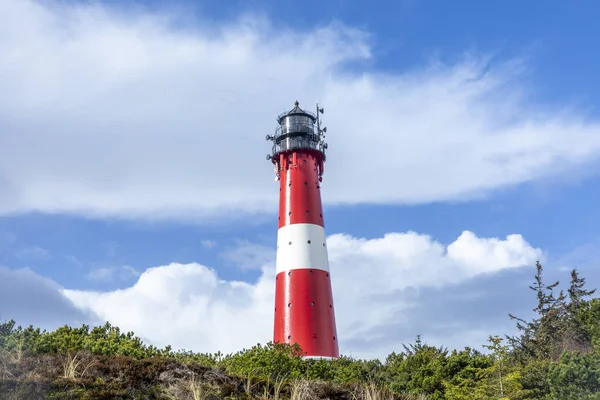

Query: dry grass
[
  {"left": 351, "top": 382, "right": 394, "bottom": 400},
  {"left": 163, "top": 374, "right": 218, "bottom": 400},
  {"left": 189, "top": 377, "right": 211, "bottom": 400},
  {"left": 238, "top": 370, "right": 289, "bottom": 400},
  {"left": 289, "top": 378, "right": 319, "bottom": 400},
  {"left": 262, "top": 373, "right": 287, "bottom": 400},
  {"left": 61, "top": 350, "right": 97, "bottom": 380},
  {"left": 0, "top": 352, "right": 16, "bottom": 380},
  {"left": 243, "top": 371, "right": 259, "bottom": 398},
  {"left": 350, "top": 381, "right": 428, "bottom": 400},
  {"left": 1, "top": 335, "right": 25, "bottom": 364}
]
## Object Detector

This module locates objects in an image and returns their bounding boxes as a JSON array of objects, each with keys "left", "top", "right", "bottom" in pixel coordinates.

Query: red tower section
[{"left": 266, "top": 101, "right": 339, "bottom": 359}]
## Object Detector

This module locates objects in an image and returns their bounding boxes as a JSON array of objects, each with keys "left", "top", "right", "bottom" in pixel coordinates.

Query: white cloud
[
  {"left": 0, "top": 0, "right": 599, "bottom": 220},
  {"left": 62, "top": 230, "right": 542, "bottom": 360}
]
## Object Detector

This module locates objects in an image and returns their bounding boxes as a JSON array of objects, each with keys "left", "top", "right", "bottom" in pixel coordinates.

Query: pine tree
[
  {"left": 563, "top": 268, "right": 597, "bottom": 352},
  {"left": 507, "top": 261, "right": 567, "bottom": 360},
  {"left": 567, "top": 269, "right": 596, "bottom": 312},
  {"left": 482, "top": 335, "right": 509, "bottom": 398}
]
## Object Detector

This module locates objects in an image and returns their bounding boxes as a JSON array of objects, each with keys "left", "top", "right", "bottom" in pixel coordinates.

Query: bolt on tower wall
[{"left": 266, "top": 100, "right": 339, "bottom": 359}]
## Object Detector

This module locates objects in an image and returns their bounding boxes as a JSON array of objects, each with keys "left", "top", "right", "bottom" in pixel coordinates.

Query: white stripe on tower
[{"left": 276, "top": 223, "right": 329, "bottom": 274}]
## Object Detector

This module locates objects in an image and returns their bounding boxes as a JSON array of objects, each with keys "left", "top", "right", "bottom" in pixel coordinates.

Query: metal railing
[{"left": 271, "top": 135, "right": 327, "bottom": 156}]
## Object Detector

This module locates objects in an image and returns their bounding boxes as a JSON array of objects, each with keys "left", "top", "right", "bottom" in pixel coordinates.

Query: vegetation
[{"left": 1, "top": 261, "right": 600, "bottom": 399}]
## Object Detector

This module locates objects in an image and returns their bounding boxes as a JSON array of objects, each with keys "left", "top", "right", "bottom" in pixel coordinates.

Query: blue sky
[{"left": 2, "top": 0, "right": 600, "bottom": 359}]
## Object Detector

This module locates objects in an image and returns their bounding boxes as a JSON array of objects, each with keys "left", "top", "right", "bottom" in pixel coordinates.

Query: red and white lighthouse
[{"left": 266, "top": 100, "right": 339, "bottom": 359}]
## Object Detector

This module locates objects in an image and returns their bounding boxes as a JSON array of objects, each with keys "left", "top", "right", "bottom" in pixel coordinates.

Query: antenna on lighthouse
[{"left": 266, "top": 100, "right": 339, "bottom": 360}]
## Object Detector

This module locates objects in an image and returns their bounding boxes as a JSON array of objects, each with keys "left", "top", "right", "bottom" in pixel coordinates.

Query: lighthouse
[{"left": 266, "top": 100, "right": 339, "bottom": 359}]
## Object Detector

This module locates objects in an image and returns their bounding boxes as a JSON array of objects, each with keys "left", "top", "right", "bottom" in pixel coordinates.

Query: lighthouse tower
[{"left": 266, "top": 101, "right": 339, "bottom": 359}]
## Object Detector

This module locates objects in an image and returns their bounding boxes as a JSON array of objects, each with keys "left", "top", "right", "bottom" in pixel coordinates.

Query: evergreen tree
[
  {"left": 507, "top": 261, "right": 568, "bottom": 360},
  {"left": 563, "top": 268, "right": 597, "bottom": 352},
  {"left": 568, "top": 268, "right": 596, "bottom": 309}
]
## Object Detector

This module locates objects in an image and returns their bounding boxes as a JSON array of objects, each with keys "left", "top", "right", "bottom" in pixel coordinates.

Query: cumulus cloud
[
  {"left": 0, "top": 0, "right": 599, "bottom": 220},
  {"left": 62, "top": 230, "right": 542, "bottom": 360}
]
